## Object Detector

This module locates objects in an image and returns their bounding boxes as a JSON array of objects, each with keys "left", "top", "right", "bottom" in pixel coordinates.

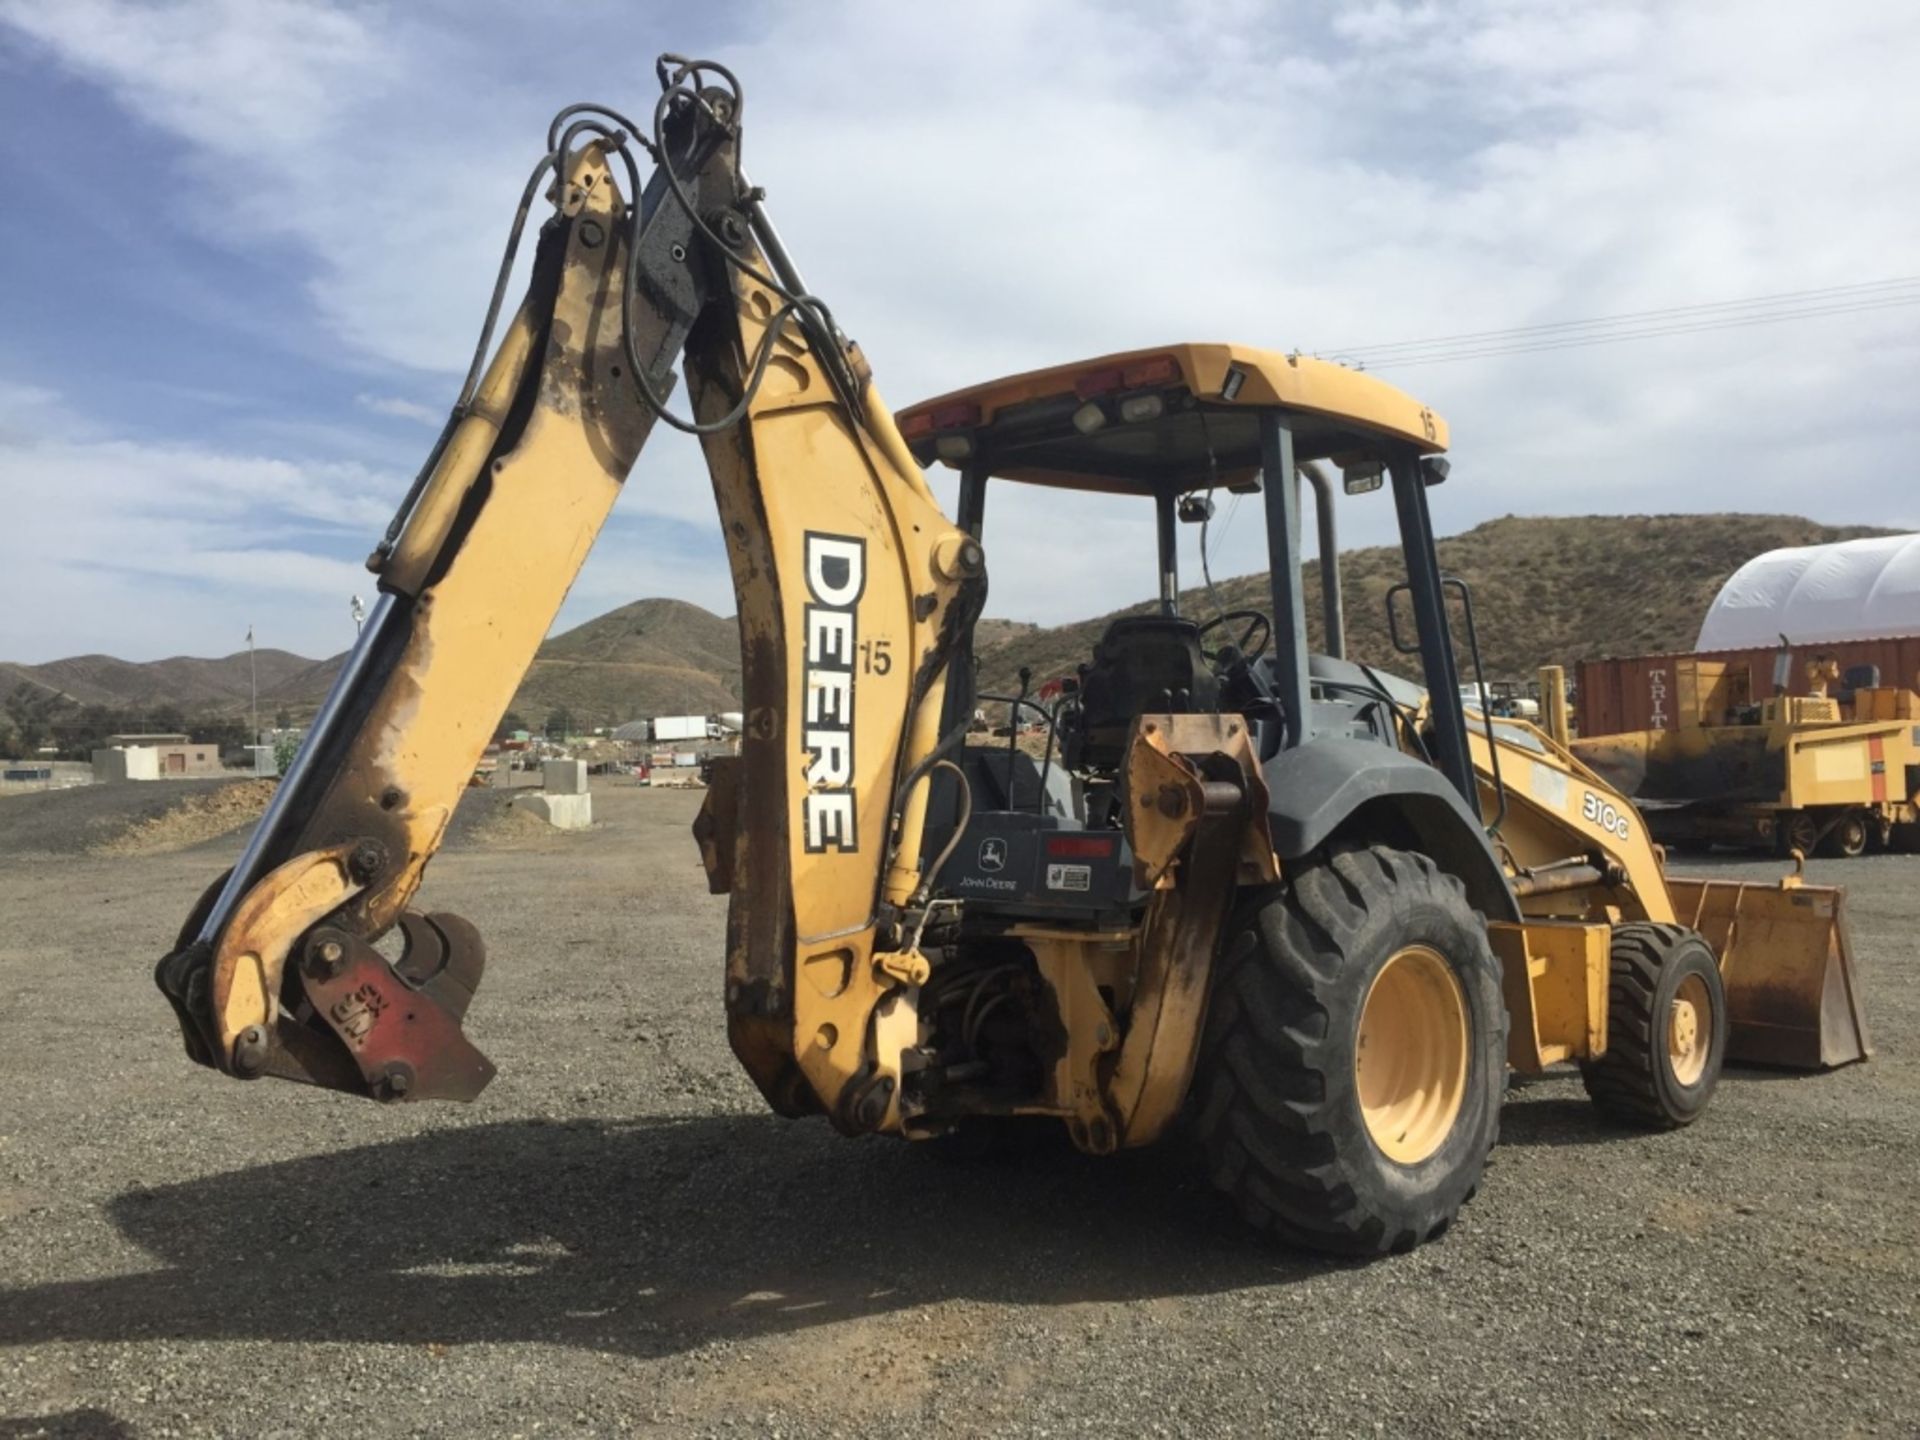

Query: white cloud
[
  {"left": 0, "top": 388, "right": 398, "bottom": 660},
  {"left": 0, "top": 0, "right": 390, "bottom": 151},
  {"left": 0, "top": 381, "right": 89, "bottom": 446},
  {"left": 3, "top": 0, "right": 1918, "bottom": 658},
  {"left": 354, "top": 393, "right": 440, "bottom": 425}
]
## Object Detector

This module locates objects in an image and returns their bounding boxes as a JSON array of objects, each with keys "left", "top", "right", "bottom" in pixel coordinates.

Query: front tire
[
  {"left": 1189, "top": 845, "right": 1507, "bottom": 1256},
  {"left": 1581, "top": 923, "right": 1726, "bottom": 1128}
]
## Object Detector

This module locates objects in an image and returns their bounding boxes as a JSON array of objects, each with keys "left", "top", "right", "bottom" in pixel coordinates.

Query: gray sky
[{"left": 2, "top": 0, "right": 1916, "bottom": 662}]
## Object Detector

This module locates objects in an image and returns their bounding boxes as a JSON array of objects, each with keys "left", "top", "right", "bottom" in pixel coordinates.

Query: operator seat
[{"left": 1063, "top": 615, "right": 1220, "bottom": 770}]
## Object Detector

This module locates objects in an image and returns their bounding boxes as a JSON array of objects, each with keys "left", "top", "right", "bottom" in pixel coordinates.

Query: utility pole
[{"left": 247, "top": 623, "right": 258, "bottom": 745}]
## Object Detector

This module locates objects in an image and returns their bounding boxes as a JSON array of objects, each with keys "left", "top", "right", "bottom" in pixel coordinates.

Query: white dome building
[{"left": 1696, "top": 533, "right": 1920, "bottom": 652}]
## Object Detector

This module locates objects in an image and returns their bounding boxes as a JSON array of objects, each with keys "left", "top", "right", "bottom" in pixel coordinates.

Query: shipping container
[{"left": 1575, "top": 635, "right": 1920, "bottom": 738}]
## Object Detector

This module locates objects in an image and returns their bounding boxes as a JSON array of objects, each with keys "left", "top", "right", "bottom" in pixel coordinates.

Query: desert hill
[
  {"left": 509, "top": 598, "right": 742, "bottom": 727},
  {"left": 0, "top": 599, "right": 744, "bottom": 751},
  {"left": 1, "top": 648, "right": 314, "bottom": 713},
  {"left": 3, "top": 514, "right": 1893, "bottom": 752},
  {"left": 972, "top": 513, "right": 1892, "bottom": 697},
  {"left": 254, "top": 598, "right": 745, "bottom": 727}
]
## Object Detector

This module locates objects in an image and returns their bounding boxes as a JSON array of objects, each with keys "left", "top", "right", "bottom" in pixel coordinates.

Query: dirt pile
[
  {"left": 442, "top": 789, "right": 566, "bottom": 849},
  {"left": 0, "top": 777, "right": 270, "bottom": 860},
  {"left": 90, "top": 779, "right": 276, "bottom": 857}
]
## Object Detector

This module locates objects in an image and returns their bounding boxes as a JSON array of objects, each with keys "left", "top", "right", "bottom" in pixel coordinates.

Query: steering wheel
[{"left": 1196, "top": 610, "right": 1271, "bottom": 671}]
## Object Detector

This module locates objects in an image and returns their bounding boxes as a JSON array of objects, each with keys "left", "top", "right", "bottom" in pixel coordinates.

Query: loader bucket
[{"left": 1665, "top": 873, "right": 1872, "bottom": 1069}]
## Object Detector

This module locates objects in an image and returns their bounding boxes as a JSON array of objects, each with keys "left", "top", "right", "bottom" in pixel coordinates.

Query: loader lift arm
[{"left": 155, "top": 58, "right": 986, "bottom": 1126}]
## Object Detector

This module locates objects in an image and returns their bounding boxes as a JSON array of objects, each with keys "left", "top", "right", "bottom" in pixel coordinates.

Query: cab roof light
[
  {"left": 1118, "top": 392, "right": 1164, "bottom": 424},
  {"left": 1074, "top": 367, "right": 1124, "bottom": 400},
  {"left": 934, "top": 433, "right": 975, "bottom": 462},
  {"left": 1073, "top": 355, "right": 1180, "bottom": 401},
  {"left": 899, "top": 400, "right": 982, "bottom": 442},
  {"left": 1121, "top": 355, "right": 1179, "bottom": 387},
  {"left": 931, "top": 400, "right": 982, "bottom": 431},
  {"left": 1072, "top": 400, "right": 1109, "bottom": 434}
]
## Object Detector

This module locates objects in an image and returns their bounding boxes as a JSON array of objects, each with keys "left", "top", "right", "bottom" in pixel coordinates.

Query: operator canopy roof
[
  {"left": 897, "top": 343, "right": 1448, "bottom": 497},
  {"left": 1696, "top": 533, "right": 1920, "bottom": 651}
]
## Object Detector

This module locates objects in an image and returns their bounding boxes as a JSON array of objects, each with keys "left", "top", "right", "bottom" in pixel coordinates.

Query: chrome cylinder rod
[{"left": 196, "top": 592, "right": 403, "bottom": 945}]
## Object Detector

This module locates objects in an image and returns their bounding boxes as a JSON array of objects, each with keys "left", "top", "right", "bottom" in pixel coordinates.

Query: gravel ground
[{"left": 1, "top": 785, "right": 1915, "bottom": 1438}]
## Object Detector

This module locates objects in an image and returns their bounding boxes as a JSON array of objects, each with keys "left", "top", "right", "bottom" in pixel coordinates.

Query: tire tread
[
  {"left": 1190, "top": 844, "right": 1506, "bottom": 1255},
  {"left": 1581, "top": 922, "right": 1721, "bottom": 1127}
]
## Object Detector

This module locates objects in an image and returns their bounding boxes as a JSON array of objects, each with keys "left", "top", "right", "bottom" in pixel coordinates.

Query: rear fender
[{"left": 1264, "top": 737, "right": 1520, "bottom": 922}]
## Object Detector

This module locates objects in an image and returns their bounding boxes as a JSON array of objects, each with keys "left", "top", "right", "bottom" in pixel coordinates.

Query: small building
[{"left": 97, "top": 733, "right": 224, "bottom": 778}]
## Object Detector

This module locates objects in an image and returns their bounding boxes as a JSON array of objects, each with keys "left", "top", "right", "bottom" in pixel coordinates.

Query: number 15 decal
[{"left": 1582, "top": 790, "right": 1630, "bottom": 841}]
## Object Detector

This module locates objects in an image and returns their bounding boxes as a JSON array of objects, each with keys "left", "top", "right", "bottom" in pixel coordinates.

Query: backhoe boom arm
[{"left": 156, "top": 60, "right": 985, "bottom": 1129}]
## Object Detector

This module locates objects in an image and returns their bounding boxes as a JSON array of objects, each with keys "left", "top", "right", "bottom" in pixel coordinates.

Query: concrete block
[
  {"left": 92, "top": 746, "right": 159, "bottom": 782},
  {"left": 542, "top": 758, "right": 590, "bottom": 795},
  {"left": 516, "top": 792, "right": 592, "bottom": 829}
]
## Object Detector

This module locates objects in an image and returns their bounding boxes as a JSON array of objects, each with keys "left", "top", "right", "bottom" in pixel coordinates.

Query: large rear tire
[
  {"left": 1188, "top": 845, "right": 1507, "bottom": 1255},
  {"left": 1581, "top": 923, "right": 1726, "bottom": 1128}
]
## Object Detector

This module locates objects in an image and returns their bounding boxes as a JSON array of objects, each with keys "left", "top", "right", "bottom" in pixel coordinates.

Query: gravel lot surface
[{"left": 2, "top": 784, "right": 1915, "bottom": 1437}]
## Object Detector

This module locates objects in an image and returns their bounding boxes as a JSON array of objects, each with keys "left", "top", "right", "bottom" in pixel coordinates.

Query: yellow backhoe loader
[{"left": 154, "top": 55, "right": 1868, "bottom": 1256}]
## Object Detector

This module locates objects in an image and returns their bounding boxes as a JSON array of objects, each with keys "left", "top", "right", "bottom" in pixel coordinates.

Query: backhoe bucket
[{"left": 1665, "top": 874, "right": 1872, "bottom": 1069}]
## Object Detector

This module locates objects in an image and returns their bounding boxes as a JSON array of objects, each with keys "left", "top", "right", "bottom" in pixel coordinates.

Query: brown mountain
[
  {"left": 974, "top": 513, "right": 1896, "bottom": 697},
  {"left": 5, "top": 515, "right": 1894, "bottom": 746},
  {"left": 1, "top": 649, "right": 315, "bottom": 712},
  {"left": 509, "top": 598, "right": 741, "bottom": 727},
  {"left": 243, "top": 599, "right": 744, "bottom": 727}
]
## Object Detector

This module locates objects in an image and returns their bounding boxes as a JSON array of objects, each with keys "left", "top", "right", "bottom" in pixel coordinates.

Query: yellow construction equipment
[
  {"left": 1573, "top": 652, "right": 1920, "bottom": 857},
  {"left": 152, "top": 55, "right": 1868, "bottom": 1257},
  {"left": 1463, "top": 715, "right": 1871, "bottom": 1071}
]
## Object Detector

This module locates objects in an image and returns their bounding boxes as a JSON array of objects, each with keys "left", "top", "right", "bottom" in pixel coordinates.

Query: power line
[
  {"left": 1358, "top": 293, "right": 1920, "bottom": 369},
  {"left": 1317, "top": 275, "right": 1920, "bottom": 370},
  {"left": 1325, "top": 275, "right": 1920, "bottom": 357}
]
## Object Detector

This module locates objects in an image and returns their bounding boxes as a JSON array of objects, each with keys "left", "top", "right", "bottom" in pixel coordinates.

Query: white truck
[{"left": 650, "top": 714, "right": 713, "bottom": 743}]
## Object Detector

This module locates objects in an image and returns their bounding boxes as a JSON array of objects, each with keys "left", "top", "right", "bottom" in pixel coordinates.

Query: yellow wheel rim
[
  {"left": 1355, "top": 944, "right": 1470, "bottom": 1166},
  {"left": 1668, "top": 973, "right": 1712, "bottom": 1087}
]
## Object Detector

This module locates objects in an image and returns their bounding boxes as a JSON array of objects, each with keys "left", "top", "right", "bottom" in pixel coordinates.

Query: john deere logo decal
[{"left": 801, "top": 531, "right": 864, "bottom": 853}]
